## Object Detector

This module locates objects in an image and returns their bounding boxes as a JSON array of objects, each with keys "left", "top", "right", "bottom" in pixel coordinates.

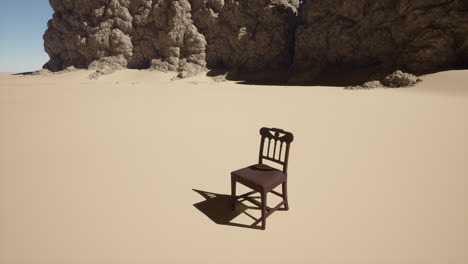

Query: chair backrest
[{"left": 258, "top": 127, "right": 294, "bottom": 173}]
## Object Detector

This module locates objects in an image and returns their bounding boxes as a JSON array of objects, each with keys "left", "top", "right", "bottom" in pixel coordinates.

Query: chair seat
[{"left": 231, "top": 164, "right": 286, "bottom": 192}]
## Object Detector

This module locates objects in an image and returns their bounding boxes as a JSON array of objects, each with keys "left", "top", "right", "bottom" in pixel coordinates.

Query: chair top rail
[{"left": 260, "top": 127, "right": 294, "bottom": 144}]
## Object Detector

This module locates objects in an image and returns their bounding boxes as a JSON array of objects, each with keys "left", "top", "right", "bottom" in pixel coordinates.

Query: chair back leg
[{"left": 231, "top": 179, "right": 236, "bottom": 210}]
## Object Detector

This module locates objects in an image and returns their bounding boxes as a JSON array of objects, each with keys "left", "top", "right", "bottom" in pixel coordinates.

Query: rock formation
[
  {"left": 344, "top": 70, "right": 422, "bottom": 90},
  {"left": 382, "top": 70, "right": 422, "bottom": 87},
  {"left": 191, "top": 0, "right": 299, "bottom": 72},
  {"left": 294, "top": 0, "right": 468, "bottom": 82},
  {"left": 44, "top": 0, "right": 468, "bottom": 82}
]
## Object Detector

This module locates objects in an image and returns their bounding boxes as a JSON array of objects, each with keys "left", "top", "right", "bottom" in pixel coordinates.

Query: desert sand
[{"left": 1, "top": 70, "right": 468, "bottom": 263}]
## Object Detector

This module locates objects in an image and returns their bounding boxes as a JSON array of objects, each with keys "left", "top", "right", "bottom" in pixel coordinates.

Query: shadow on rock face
[
  {"left": 211, "top": 64, "right": 396, "bottom": 87},
  {"left": 206, "top": 67, "right": 229, "bottom": 77},
  {"left": 208, "top": 64, "right": 436, "bottom": 88}
]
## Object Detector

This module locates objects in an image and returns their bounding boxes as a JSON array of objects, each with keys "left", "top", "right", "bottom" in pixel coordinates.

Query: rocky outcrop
[
  {"left": 44, "top": 0, "right": 468, "bottom": 81},
  {"left": 88, "top": 54, "right": 128, "bottom": 79},
  {"left": 132, "top": 0, "right": 207, "bottom": 76},
  {"left": 43, "top": 0, "right": 298, "bottom": 76},
  {"left": 191, "top": 0, "right": 299, "bottom": 72},
  {"left": 43, "top": 0, "right": 207, "bottom": 75},
  {"left": 382, "top": 70, "right": 421, "bottom": 87},
  {"left": 294, "top": 0, "right": 468, "bottom": 82},
  {"left": 345, "top": 80, "right": 384, "bottom": 90},
  {"left": 344, "top": 70, "right": 422, "bottom": 90},
  {"left": 43, "top": 0, "right": 132, "bottom": 71}
]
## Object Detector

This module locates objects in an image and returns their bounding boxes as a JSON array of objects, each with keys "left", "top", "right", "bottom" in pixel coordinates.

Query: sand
[{"left": 1, "top": 70, "right": 468, "bottom": 263}]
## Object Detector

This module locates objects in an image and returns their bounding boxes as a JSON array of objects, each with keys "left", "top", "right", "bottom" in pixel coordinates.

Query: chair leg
[
  {"left": 282, "top": 181, "right": 289, "bottom": 210},
  {"left": 261, "top": 191, "right": 267, "bottom": 230},
  {"left": 231, "top": 178, "right": 236, "bottom": 211}
]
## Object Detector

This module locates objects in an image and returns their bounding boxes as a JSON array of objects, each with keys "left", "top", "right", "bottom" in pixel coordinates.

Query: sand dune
[{"left": 1, "top": 70, "right": 468, "bottom": 263}]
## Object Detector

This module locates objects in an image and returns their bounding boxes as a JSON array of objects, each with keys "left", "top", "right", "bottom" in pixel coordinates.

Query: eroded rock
[
  {"left": 44, "top": 0, "right": 134, "bottom": 71},
  {"left": 345, "top": 80, "right": 384, "bottom": 90},
  {"left": 88, "top": 55, "right": 127, "bottom": 79},
  {"left": 294, "top": 0, "right": 468, "bottom": 82},
  {"left": 44, "top": 0, "right": 299, "bottom": 75},
  {"left": 191, "top": 0, "right": 299, "bottom": 72},
  {"left": 43, "top": 0, "right": 468, "bottom": 81},
  {"left": 382, "top": 70, "right": 422, "bottom": 88},
  {"left": 345, "top": 71, "right": 422, "bottom": 90}
]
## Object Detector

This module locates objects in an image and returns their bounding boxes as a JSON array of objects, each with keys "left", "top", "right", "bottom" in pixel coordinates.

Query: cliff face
[
  {"left": 44, "top": 0, "right": 208, "bottom": 74},
  {"left": 295, "top": 0, "right": 468, "bottom": 81},
  {"left": 44, "top": 0, "right": 468, "bottom": 80},
  {"left": 44, "top": 0, "right": 299, "bottom": 76},
  {"left": 191, "top": 0, "right": 299, "bottom": 72}
]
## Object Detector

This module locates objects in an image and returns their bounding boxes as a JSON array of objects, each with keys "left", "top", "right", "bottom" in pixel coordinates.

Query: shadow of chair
[{"left": 193, "top": 189, "right": 266, "bottom": 230}]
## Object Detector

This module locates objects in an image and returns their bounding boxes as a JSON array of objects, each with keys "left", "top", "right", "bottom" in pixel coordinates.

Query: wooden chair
[{"left": 231, "top": 127, "right": 294, "bottom": 230}]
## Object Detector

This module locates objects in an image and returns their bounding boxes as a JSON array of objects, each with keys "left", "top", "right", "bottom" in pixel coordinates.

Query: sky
[{"left": 0, "top": 1, "right": 53, "bottom": 72}]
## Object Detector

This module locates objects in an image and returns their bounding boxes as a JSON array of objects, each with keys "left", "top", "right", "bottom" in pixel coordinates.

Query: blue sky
[{"left": 0, "top": 1, "right": 53, "bottom": 72}]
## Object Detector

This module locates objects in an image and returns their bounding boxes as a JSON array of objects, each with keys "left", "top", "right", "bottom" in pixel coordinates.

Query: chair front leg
[
  {"left": 261, "top": 191, "right": 267, "bottom": 230},
  {"left": 282, "top": 181, "right": 289, "bottom": 210},
  {"left": 231, "top": 178, "right": 236, "bottom": 210}
]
